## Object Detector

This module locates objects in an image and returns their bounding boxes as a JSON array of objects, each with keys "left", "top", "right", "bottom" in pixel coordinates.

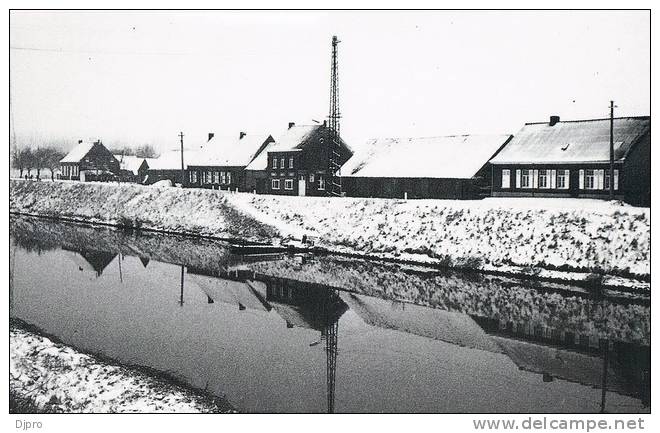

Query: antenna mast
[{"left": 328, "top": 35, "right": 342, "bottom": 197}]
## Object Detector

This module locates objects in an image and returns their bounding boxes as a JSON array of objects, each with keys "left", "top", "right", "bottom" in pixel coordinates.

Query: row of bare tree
[
  {"left": 108, "top": 144, "right": 158, "bottom": 159},
  {"left": 11, "top": 146, "right": 67, "bottom": 181}
]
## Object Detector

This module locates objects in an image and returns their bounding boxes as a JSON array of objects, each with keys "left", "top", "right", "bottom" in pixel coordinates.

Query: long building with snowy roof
[
  {"left": 490, "top": 115, "right": 650, "bottom": 206},
  {"left": 341, "top": 134, "right": 512, "bottom": 200}
]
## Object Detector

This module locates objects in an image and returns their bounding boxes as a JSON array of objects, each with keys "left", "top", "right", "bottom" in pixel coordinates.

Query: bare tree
[
  {"left": 21, "top": 148, "right": 35, "bottom": 178},
  {"left": 33, "top": 147, "right": 50, "bottom": 180},
  {"left": 135, "top": 144, "right": 158, "bottom": 159},
  {"left": 108, "top": 146, "right": 135, "bottom": 157},
  {"left": 45, "top": 147, "right": 66, "bottom": 181}
]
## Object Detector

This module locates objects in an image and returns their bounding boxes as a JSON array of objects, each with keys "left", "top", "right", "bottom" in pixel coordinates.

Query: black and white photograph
[{"left": 5, "top": 3, "right": 654, "bottom": 430}]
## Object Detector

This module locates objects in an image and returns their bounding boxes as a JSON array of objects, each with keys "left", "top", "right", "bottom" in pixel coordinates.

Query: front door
[{"left": 298, "top": 175, "right": 306, "bottom": 196}]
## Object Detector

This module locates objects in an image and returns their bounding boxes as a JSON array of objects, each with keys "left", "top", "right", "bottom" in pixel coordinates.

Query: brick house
[
  {"left": 59, "top": 140, "right": 119, "bottom": 181},
  {"left": 254, "top": 122, "right": 352, "bottom": 196},
  {"left": 490, "top": 116, "right": 650, "bottom": 206},
  {"left": 187, "top": 132, "right": 274, "bottom": 191}
]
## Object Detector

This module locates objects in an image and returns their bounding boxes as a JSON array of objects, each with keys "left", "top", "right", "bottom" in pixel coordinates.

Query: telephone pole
[
  {"left": 179, "top": 131, "right": 185, "bottom": 187},
  {"left": 609, "top": 101, "right": 615, "bottom": 201}
]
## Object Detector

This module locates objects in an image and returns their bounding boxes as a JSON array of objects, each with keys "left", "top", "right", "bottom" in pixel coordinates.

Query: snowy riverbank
[
  {"left": 10, "top": 179, "right": 650, "bottom": 289},
  {"left": 10, "top": 322, "right": 234, "bottom": 413}
]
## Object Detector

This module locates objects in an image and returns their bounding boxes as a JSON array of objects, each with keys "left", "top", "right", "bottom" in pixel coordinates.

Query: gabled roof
[
  {"left": 246, "top": 124, "right": 352, "bottom": 171},
  {"left": 60, "top": 141, "right": 96, "bottom": 163},
  {"left": 192, "top": 133, "right": 273, "bottom": 167},
  {"left": 245, "top": 140, "right": 279, "bottom": 171},
  {"left": 342, "top": 134, "right": 512, "bottom": 179},
  {"left": 114, "top": 154, "right": 148, "bottom": 175},
  {"left": 147, "top": 148, "right": 202, "bottom": 171},
  {"left": 490, "top": 116, "right": 650, "bottom": 165}
]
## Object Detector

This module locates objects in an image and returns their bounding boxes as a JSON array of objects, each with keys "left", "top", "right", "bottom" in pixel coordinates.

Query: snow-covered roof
[
  {"left": 60, "top": 141, "right": 96, "bottom": 163},
  {"left": 490, "top": 116, "right": 650, "bottom": 165},
  {"left": 342, "top": 134, "right": 512, "bottom": 179},
  {"left": 245, "top": 142, "right": 275, "bottom": 171},
  {"left": 189, "top": 273, "right": 269, "bottom": 312},
  {"left": 191, "top": 133, "right": 273, "bottom": 167},
  {"left": 340, "top": 292, "right": 501, "bottom": 352},
  {"left": 245, "top": 124, "right": 351, "bottom": 171},
  {"left": 114, "top": 155, "right": 147, "bottom": 175},
  {"left": 492, "top": 336, "right": 630, "bottom": 394},
  {"left": 147, "top": 149, "right": 202, "bottom": 170}
]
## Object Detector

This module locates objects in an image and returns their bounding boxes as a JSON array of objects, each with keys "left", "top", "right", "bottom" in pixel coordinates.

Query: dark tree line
[
  {"left": 108, "top": 144, "right": 158, "bottom": 159},
  {"left": 11, "top": 145, "right": 66, "bottom": 181}
]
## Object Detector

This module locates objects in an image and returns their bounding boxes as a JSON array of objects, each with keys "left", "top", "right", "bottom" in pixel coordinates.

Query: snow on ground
[
  {"left": 10, "top": 179, "right": 277, "bottom": 240},
  {"left": 10, "top": 326, "right": 233, "bottom": 413},
  {"left": 10, "top": 180, "right": 650, "bottom": 282},
  {"left": 225, "top": 194, "right": 650, "bottom": 278}
]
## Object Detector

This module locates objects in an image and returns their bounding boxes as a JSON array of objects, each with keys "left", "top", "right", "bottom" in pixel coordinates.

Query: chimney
[
  {"left": 78, "top": 139, "right": 83, "bottom": 144},
  {"left": 323, "top": 120, "right": 327, "bottom": 127},
  {"left": 549, "top": 115, "right": 560, "bottom": 126},
  {"left": 288, "top": 122, "right": 295, "bottom": 130},
  {"left": 208, "top": 132, "right": 214, "bottom": 142},
  {"left": 239, "top": 131, "right": 246, "bottom": 139}
]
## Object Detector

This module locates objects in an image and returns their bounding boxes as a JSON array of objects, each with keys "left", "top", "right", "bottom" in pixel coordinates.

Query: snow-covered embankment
[
  {"left": 9, "top": 179, "right": 650, "bottom": 289},
  {"left": 10, "top": 324, "right": 234, "bottom": 413}
]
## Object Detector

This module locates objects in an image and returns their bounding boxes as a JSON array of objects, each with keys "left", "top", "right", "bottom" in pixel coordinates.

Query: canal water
[{"left": 9, "top": 215, "right": 650, "bottom": 413}]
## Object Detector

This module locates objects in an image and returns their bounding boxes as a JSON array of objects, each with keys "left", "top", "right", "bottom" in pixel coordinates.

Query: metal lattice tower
[
  {"left": 328, "top": 35, "right": 342, "bottom": 197},
  {"left": 324, "top": 320, "right": 339, "bottom": 413}
]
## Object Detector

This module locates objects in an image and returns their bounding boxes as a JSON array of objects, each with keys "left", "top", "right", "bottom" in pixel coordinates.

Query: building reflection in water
[{"left": 9, "top": 215, "right": 651, "bottom": 413}]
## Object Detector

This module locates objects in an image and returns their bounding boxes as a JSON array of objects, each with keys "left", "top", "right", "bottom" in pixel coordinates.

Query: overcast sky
[{"left": 10, "top": 10, "right": 650, "bottom": 152}]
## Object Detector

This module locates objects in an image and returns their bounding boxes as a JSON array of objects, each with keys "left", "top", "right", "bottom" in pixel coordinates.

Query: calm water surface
[{"left": 9, "top": 215, "right": 650, "bottom": 413}]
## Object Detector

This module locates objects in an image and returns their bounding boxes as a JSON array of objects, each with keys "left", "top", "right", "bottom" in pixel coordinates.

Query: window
[
  {"left": 284, "top": 179, "right": 293, "bottom": 190},
  {"left": 190, "top": 171, "right": 198, "bottom": 183},
  {"left": 604, "top": 169, "right": 619, "bottom": 191},
  {"left": 501, "top": 169, "right": 510, "bottom": 189},
  {"left": 538, "top": 169, "right": 548, "bottom": 188},
  {"left": 584, "top": 169, "right": 596, "bottom": 189},
  {"left": 289, "top": 157, "right": 294, "bottom": 169},
  {"left": 556, "top": 169, "right": 569, "bottom": 189},
  {"left": 272, "top": 157, "right": 277, "bottom": 169},
  {"left": 227, "top": 172, "right": 232, "bottom": 185},
  {"left": 309, "top": 173, "right": 315, "bottom": 183},
  {"left": 521, "top": 169, "right": 531, "bottom": 188},
  {"left": 280, "top": 158, "right": 285, "bottom": 169},
  {"left": 318, "top": 175, "right": 325, "bottom": 190},
  {"left": 213, "top": 171, "right": 219, "bottom": 184},
  {"left": 221, "top": 172, "right": 227, "bottom": 184},
  {"left": 271, "top": 179, "right": 280, "bottom": 190}
]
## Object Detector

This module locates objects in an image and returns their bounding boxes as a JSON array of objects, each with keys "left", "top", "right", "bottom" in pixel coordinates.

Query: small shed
[{"left": 113, "top": 154, "right": 152, "bottom": 183}]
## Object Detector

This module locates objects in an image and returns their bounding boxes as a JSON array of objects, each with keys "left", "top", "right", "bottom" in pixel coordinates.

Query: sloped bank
[
  {"left": 10, "top": 179, "right": 650, "bottom": 291},
  {"left": 10, "top": 320, "right": 234, "bottom": 413}
]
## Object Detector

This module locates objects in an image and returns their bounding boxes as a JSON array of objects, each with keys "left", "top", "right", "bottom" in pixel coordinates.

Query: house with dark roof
[
  {"left": 341, "top": 134, "right": 512, "bottom": 199},
  {"left": 187, "top": 132, "right": 274, "bottom": 191},
  {"left": 59, "top": 140, "right": 119, "bottom": 181},
  {"left": 252, "top": 122, "right": 353, "bottom": 196},
  {"left": 490, "top": 116, "right": 650, "bottom": 206}
]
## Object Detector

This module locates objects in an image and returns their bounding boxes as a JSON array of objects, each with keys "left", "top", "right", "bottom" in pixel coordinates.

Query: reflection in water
[{"left": 9, "top": 215, "right": 651, "bottom": 413}]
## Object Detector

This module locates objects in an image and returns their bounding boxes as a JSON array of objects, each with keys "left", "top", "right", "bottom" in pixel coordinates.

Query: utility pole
[
  {"left": 179, "top": 131, "right": 185, "bottom": 187},
  {"left": 609, "top": 101, "right": 615, "bottom": 201}
]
